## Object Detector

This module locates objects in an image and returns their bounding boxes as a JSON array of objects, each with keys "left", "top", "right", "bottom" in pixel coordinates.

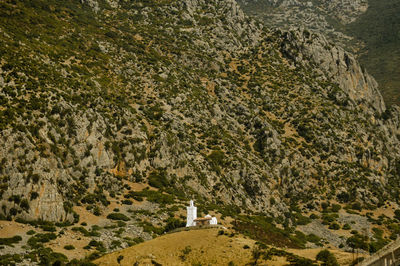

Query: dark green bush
[
  {"left": 148, "top": 170, "right": 169, "bottom": 189},
  {"left": 26, "top": 230, "right": 36, "bottom": 235},
  {"left": 329, "top": 223, "right": 340, "bottom": 230},
  {"left": 316, "top": 249, "right": 339, "bottom": 266},
  {"left": 28, "top": 233, "right": 57, "bottom": 248},
  {"left": 107, "top": 213, "right": 130, "bottom": 221},
  {"left": 0, "top": 235, "right": 22, "bottom": 246},
  {"left": 342, "top": 224, "right": 351, "bottom": 230},
  {"left": 164, "top": 217, "right": 185, "bottom": 232}
]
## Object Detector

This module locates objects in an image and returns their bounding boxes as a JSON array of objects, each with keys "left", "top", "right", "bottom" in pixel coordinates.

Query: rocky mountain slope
[
  {"left": 347, "top": 0, "right": 400, "bottom": 107},
  {"left": 237, "top": 0, "right": 367, "bottom": 48},
  {"left": 237, "top": 0, "right": 400, "bottom": 106},
  {"left": 0, "top": 0, "right": 400, "bottom": 264}
]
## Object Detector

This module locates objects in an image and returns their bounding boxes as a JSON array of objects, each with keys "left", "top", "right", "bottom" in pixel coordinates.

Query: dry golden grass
[
  {"left": 94, "top": 227, "right": 257, "bottom": 265},
  {"left": 94, "top": 227, "right": 362, "bottom": 266},
  {"left": 0, "top": 220, "right": 34, "bottom": 237},
  {"left": 287, "top": 247, "right": 364, "bottom": 266}
]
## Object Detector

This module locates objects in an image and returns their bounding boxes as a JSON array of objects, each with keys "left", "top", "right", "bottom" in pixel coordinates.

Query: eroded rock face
[
  {"left": 80, "top": 0, "right": 99, "bottom": 13},
  {"left": 0, "top": 0, "right": 399, "bottom": 224},
  {"left": 237, "top": 0, "right": 368, "bottom": 51},
  {"left": 280, "top": 29, "right": 385, "bottom": 113}
]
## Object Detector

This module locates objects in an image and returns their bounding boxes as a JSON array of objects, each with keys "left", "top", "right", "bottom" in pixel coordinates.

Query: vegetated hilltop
[
  {"left": 237, "top": 0, "right": 400, "bottom": 106},
  {"left": 0, "top": 0, "right": 400, "bottom": 264},
  {"left": 94, "top": 227, "right": 355, "bottom": 265}
]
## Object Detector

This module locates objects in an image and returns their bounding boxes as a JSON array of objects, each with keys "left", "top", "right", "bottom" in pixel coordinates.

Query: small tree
[
  {"left": 316, "top": 249, "right": 339, "bottom": 266},
  {"left": 117, "top": 255, "right": 124, "bottom": 264},
  {"left": 251, "top": 247, "right": 262, "bottom": 265}
]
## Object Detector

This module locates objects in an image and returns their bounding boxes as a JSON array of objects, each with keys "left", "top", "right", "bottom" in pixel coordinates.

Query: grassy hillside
[
  {"left": 94, "top": 227, "right": 356, "bottom": 265},
  {"left": 346, "top": 0, "right": 400, "bottom": 107}
]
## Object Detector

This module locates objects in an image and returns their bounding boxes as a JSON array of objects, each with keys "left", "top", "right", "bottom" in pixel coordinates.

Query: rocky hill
[
  {"left": 347, "top": 0, "right": 400, "bottom": 107},
  {"left": 0, "top": 0, "right": 400, "bottom": 264},
  {"left": 237, "top": 0, "right": 400, "bottom": 106},
  {"left": 237, "top": 0, "right": 367, "bottom": 48}
]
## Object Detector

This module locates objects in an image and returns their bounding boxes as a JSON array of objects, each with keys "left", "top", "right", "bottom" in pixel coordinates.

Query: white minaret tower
[{"left": 186, "top": 200, "right": 197, "bottom": 227}]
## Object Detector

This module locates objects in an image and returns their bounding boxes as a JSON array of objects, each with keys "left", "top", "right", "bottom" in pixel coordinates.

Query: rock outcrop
[
  {"left": 0, "top": 0, "right": 399, "bottom": 229},
  {"left": 280, "top": 29, "right": 385, "bottom": 113}
]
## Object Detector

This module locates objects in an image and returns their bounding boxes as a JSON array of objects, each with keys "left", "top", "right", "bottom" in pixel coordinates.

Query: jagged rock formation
[
  {"left": 0, "top": 0, "right": 399, "bottom": 233},
  {"left": 280, "top": 29, "right": 385, "bottom": 113},
  {"left": 237, "top": 0, "right": 367, "bottom": 48},
  {"left": 236, "top": 0, "right": 400, "bottom": 107}
]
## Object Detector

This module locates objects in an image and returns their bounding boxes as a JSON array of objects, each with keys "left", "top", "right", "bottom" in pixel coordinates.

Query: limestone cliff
[{"left": 0, "top": 0, "right": 399, "bottom": 230}]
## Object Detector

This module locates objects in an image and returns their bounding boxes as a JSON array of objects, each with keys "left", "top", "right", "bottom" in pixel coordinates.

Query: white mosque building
[{"left": 186, "top": 200, "right": 217, "bottom": 227}]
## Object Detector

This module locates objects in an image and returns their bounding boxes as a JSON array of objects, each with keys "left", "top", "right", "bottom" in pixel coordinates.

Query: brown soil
[
  {"left": 73, "top": 206, "right": 109, "bottom": 226},
  {"left": 46, "top": 230, "right": 91, "bottom": 260},
  {"left": 0, "top": 220, "right": 34, "bottom": 238}
]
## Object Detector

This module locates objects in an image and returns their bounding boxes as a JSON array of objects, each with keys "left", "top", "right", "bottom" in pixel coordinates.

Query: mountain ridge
[
  {"left": 0, "top": 0, "right": 400, "bottom": 264},
  {"left": 237, "top": 0, "right": 400, "bottom": 107}
]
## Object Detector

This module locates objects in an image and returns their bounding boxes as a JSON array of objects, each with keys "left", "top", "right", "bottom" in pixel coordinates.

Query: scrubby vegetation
[{"left": 0, "top": 0, "right": 399, "bottom": 263}]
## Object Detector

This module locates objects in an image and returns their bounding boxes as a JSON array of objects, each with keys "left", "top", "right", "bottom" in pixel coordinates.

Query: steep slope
[
  {"left": 0, "top": 0, "right": 400, "bottom": 264},
  {"left": 237, "top": 0, "right": 400, "bottom": 107},
  {"left": 347, "top": 0, "right": 400, "bottom": 107},
  {"left": 237, "top": 0, "right": 367, "bottom": 49}
]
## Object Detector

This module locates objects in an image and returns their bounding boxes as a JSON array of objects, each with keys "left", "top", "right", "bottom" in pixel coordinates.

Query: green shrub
[
  {"left": 71, "top": 226, "right": 100, "bottom": 237},
  {"left": 85, "top": 240, "right": 106, "bottom": 252},
  {"left": 331, "top": 204, "right": 341, "bottom": 213},
  {"left": 350, "top": 202, "right": 362, "bottom": 211},
  {"left": 117, "top": 221, "right": 126, "bottom": 227},
  {"left": 26, "top": 230, "right": 36, "bottom": 235},
  {"left": 316, "top": 249, "right": 339, "bottom": 266},
  {"left": 329, "top": 223, "right": 340, "bottom": 230},
  {"left": 40, "top": 224, "right": 56, "bottom": 232},
  {"left": 122, "top": 199, "right": 132, "bottom": 205},
  {"left": 107, "top": 213, "right": 130, "bottom": 221},
  {"left": 0, "top": 235, "right": 22, "bottom": 246},
  {"left": 207, "top": 150, "right": 225, "bottom": 173},
  {"left": 64, "top": 244, "right": 75, "bottom": 250},
  {"left": 27, "top": 233, "right": 57, "bottom": 248},
  {"left": 394, "top": 209, "right": 400, "bottom": 221},
  {"left": 111, "top": 240, "right": 122, "bottom": 249},
  {"left": 346, "top": 234, "right": 368, "bottom": 251},
  {"left": 20, "top": 198, "right": 30, "bottom": 211},
  {"left": 306, "top": 234, "right": 321, "bottom": 245},
  {"left": 342, "top": 224, "right": 351, "bottom": 230},
  {"left": 117, "top": 255, "right": 124, "bottom": 264},
  {"left": 148, "top": 170, "right": 169, "bottom": 189},
  {"left": 164, "top": 218, "right": 185, "bottom": 232},
  {"left": 125, "top": 190, "right": 174, "bottom": 205}
]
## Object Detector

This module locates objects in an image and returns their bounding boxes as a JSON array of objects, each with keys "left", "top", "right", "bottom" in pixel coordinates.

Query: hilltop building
[
  {"left": 186, "top": 200, "right": 217, "bottom": 227},
  {"left": 186, "top": 200, "right": 197, "bottom": 227}
]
